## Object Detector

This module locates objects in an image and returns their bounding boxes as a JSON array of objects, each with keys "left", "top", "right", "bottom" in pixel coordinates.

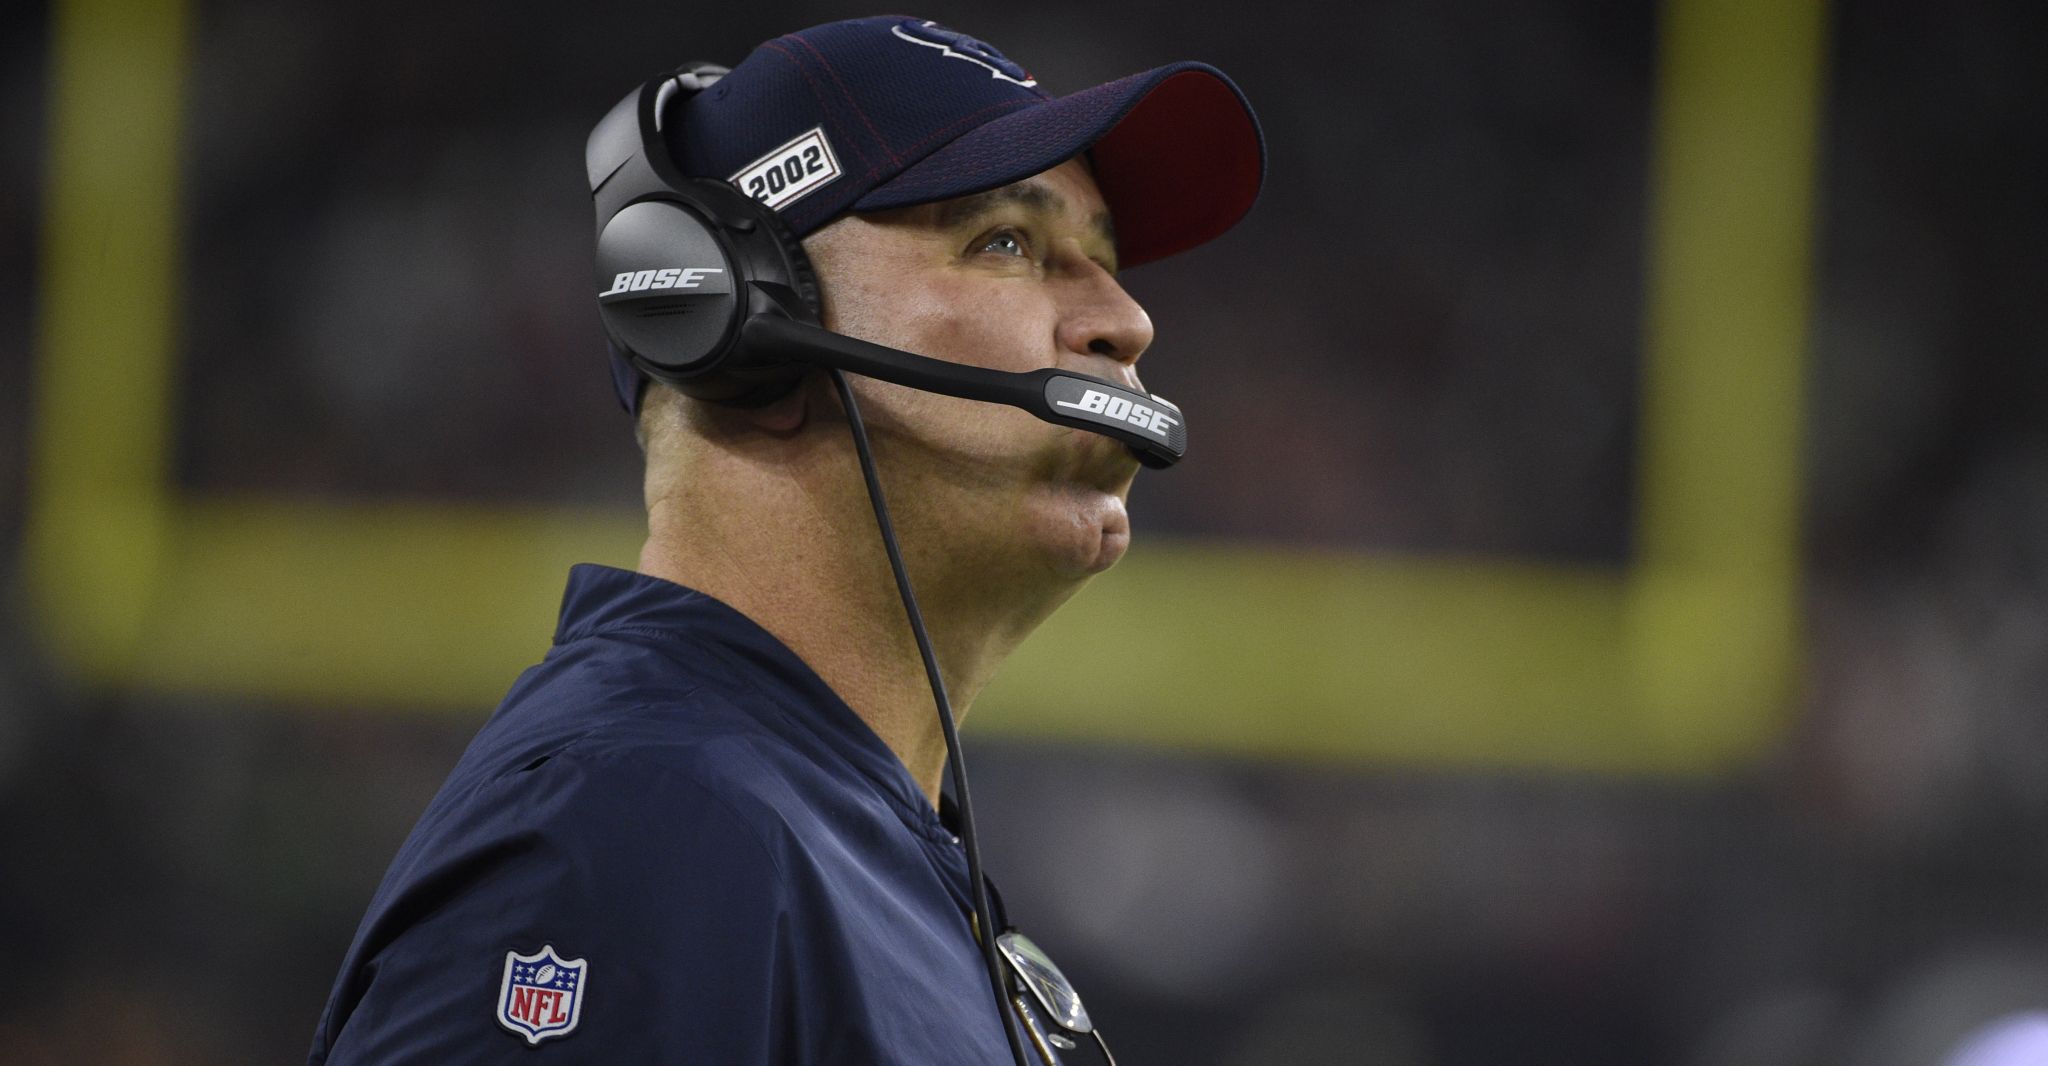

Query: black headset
[
  {"left": 587, "top": 65, "right": 1134, "bottom": 1066},
  {"left": 586, "top": 63, "right": 1188, "bottom": 468}
]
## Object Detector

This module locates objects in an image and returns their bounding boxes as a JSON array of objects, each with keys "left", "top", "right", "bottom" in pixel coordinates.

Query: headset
[
  {"left": 588, "top": 64, "right": 1146, "bottom": 1065},
  {"left": 586, "top": 64, "right": 1188, "bottom": 468}
]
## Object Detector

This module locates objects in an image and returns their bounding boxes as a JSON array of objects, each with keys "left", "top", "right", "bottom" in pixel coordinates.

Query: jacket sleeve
[{"left": 315, "top": 748, "right": 806, "bottom": 1065}]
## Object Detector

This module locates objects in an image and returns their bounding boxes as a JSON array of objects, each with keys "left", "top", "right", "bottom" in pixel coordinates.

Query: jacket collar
[{"left": 553, "top": 563, "right": 949, "bottom": 839}]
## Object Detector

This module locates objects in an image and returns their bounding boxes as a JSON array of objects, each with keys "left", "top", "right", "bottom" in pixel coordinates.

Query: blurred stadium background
[{"left": 5, "top": 0, "right": 2047, "bottom": 1062}]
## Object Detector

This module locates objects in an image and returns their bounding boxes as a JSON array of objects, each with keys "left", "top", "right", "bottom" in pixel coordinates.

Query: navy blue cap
[{"left": 611, "top": 15, "right": 1266, "bottom": 413}]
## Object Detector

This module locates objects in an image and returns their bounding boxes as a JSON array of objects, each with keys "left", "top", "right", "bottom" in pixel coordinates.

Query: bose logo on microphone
[
  {"left": 600, "top": 267, "right": 725, "bottom": 296},
  {"left": 1053, "top": 389, "right": 1179, "bottom": 438}
]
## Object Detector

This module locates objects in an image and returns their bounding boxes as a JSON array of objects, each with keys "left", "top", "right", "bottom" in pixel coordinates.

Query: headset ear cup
[
  {"left": 594, "top": 197, "right": 746, "bottom": 384},
  {"left": 761, "top": 206, "right": 823, "bottom": 327},
  {"left": 630, "top": 178, "right": 822, "bottom": 405},
  {"left": 589, "top": 67, "right": 824, "bottom": 406},
  {"left": 681, "top": 177, "right": 822, "bottom": 325}
]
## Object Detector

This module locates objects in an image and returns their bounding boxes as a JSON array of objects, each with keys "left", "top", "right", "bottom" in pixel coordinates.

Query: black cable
[{"left": 826, "top": 367, "right": 1031, "bottom": 1066}]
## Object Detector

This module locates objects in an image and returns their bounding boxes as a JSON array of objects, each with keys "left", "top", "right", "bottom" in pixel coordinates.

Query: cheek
[{"left": 830, "top": 274, "right": 1053, "bottom": 374}]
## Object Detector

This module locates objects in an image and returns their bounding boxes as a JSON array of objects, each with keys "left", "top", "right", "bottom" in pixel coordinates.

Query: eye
[{"left": 977, "top": 228, "right": 1030, "bottom": 258}]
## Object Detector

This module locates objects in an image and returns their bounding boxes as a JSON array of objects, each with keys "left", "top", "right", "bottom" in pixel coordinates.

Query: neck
[{"left": 638, "top": 446, "right": 1071, "bottom": 809}]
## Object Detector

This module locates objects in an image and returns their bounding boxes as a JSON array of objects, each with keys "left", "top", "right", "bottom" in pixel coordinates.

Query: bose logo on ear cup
[
  {"left": 600, "top": 266, "right": 727, "bottom": 297},
  {"left": 1052, "top": 389, "right": 1181, "bottom": 438}
]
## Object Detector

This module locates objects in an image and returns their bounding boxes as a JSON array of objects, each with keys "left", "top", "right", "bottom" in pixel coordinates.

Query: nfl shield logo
[{"left": 496, "top": 945, "right": 588, "bottom": 1044}]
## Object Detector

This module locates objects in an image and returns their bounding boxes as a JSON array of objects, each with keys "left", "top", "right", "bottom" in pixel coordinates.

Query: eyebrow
[{"left": 934, "top": 182, "right": 1119, "bottom": 264}]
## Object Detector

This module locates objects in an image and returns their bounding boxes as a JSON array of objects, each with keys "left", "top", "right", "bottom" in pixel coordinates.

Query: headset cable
[{"left": 827, "top": 367, "right": 1032, "bottom": 1066}]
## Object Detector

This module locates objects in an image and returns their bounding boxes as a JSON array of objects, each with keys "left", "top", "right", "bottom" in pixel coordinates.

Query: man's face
[{"left": 801, "top": 157, "right": 1156, "bottom": 585}]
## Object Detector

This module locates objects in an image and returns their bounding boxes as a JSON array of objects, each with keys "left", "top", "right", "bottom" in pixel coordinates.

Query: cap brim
[{"left": 850, "top": 61, "right": 1264, "bottom": 269}]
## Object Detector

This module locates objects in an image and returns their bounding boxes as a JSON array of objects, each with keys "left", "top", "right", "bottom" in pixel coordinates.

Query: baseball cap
[{"left": 609, "top": 14, "right": 1266, "bottom": 413}]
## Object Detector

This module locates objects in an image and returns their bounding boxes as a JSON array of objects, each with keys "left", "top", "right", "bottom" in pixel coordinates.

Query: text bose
[
  {"left": 600, "top": 267, "right": 725, "bottom": 297},
  {"left": 1053, "top": 389, "right": 1178, "bottom": 438}
]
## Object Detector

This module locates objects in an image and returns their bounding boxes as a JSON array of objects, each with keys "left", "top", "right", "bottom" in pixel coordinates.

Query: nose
[{"left": 1055, "top": 256, "right": 1155, "bottom": 370}]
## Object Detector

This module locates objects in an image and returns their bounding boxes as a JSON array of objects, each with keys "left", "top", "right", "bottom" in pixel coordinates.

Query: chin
[{"left": 1032, "top": 486, "right": 1132, "bottom": 579}]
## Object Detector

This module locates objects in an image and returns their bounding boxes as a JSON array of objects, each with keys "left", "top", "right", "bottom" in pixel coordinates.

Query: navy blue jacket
[{"left": 309, "top": 564, "right": 1017, "bottom": 1063}]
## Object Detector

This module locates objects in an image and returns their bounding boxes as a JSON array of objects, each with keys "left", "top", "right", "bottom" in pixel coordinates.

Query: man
[{"left": 309, "top": 15, "right": 1261, "bottom": 1064}]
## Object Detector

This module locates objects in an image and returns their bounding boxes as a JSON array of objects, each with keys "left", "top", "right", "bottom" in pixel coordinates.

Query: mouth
[{"left": 1065, "top": 432, "right": 1142, "bottom": 494}]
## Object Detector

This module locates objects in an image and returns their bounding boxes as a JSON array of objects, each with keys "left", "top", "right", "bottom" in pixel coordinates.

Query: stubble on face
[{"left": 800, "top": 159, "right": 1146, "bottom": 589}]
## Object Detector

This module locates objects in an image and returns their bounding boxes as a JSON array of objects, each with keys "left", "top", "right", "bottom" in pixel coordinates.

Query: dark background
[{"left": 4, "top": 0, "right": 2047, "bottom": 1063}]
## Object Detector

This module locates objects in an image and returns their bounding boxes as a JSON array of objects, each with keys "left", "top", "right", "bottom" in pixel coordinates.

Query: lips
[{"left": 1066, "top": 431, "right": 1141, "bottom": 493}]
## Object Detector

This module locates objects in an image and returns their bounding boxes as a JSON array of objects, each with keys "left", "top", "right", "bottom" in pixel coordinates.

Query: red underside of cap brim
[{"left": 850, "top": 61, "right": 1264, "bottom": 269}]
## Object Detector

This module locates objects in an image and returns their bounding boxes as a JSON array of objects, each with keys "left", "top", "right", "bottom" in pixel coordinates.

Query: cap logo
[
  {"left": 729, "top": 127, "right": 843, "bottom": 210},
  {"left": 890, "top": 20, "right": 1037, "bottom": 88}
]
